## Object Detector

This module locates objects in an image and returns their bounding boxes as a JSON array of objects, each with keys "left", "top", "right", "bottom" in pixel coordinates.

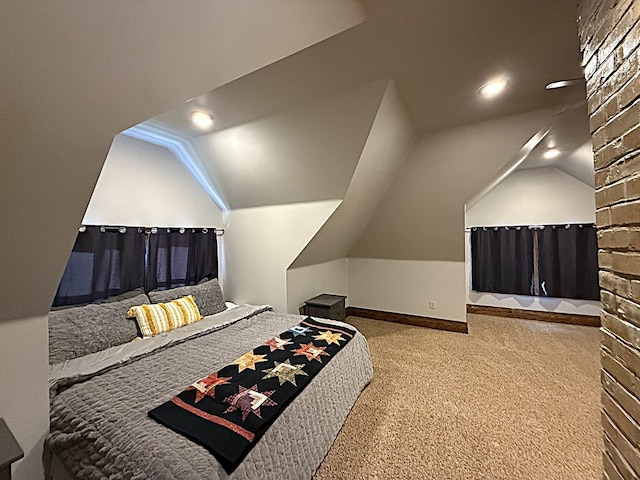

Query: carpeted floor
[{"left": 314, "top": 314, "right": 603, "bottom": 480}]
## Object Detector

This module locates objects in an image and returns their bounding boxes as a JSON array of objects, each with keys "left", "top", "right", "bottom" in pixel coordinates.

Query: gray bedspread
[{"left": 46, "top": 306, "right": 373, "bottom": 480}]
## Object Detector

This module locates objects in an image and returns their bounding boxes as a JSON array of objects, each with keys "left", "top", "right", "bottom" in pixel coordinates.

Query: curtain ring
[
  {"left": 483, "top": 227, "right": 487, "bottom": 231},
  {"left": 151, "top": 227, "right": 157, "bottom": 234},
  {"left": 100, "top": 226, "right": 106, "bottom": 233},
  {"left": 516, "top": 226, "right": 521, "bottom": 230},
  {"left": 505, "top": 226, "right": 509, "bottom": 230},
  {"left": 579, "top": 224, "right": 583, "bottom": 228},
  {"left": 179, "top": 227, "right": 185, "bottom": 234},
  {"left": 565, "top": 224, "right": 570, "bottom": 229},
  {"left": 493, "top": 227, "right": 498, "bottom": 231},
  {"left": 202, "top": 228, "right": 209, "bottom": 234},
  {"left": 78, "top": 225, "right": 87, "bottom": 233},
  {"left": 119, "top": 227, "right": 127, "bottom": 233}
]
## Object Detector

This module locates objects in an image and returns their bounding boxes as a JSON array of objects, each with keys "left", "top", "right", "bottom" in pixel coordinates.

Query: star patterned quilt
[{"left": 149, "top": 317, "right": 357, "bottom": 474}]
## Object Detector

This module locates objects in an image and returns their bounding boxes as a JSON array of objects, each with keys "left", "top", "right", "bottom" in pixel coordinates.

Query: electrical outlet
[{"left": 428, "top": 300, "right": 436, "bottom": 309}]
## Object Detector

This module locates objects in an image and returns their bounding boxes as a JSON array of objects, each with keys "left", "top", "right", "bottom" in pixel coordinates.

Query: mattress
[{"left": 45, "top": 305, "right": 373, "bottom": 479}]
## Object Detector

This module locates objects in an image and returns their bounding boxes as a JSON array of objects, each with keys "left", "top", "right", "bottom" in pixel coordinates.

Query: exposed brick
[
  {"left": 619, "top": 297, "right": 640, "bottom": 328},
  {"left": 602, "top": 310, "right": 640, "bottom": 348},
  {"left": 601, "top": 249, "right": 614, "bottom": 270},
  {"left": 598, "top": 207, "right": 614, "bottom": 227},
  {"left": 600, "top": 270, "right": 632, "bottom": 297},
  {"left": 613, "top": 252, "right": 640, "bottom": 275},
  {"left": 611, "top": 201, "right": 640, "bottom": 226},
  {"left": 617, "top": 61, "right": 640, "bottom": 109},
  {"left": 598, "top": 1, "right": 639, "bottom": 65},
  {"left": 594, "top": 48, "right": 640, "bottom": 112},
  {"left": 632, "top": 280, "right": 640, "bottom": 301},
  {"left": 604, "top": 452, "right": 624, "bottom": 480},
  {"left": 602, "top": 410, "right": 640, "bottom": 475},
  {"left": 602, "top": 349, "right": 640, "bottom": 398},
  {"left": 620, "top": 14, "right": 640, "bottom": 59},
  {"left": 602, "top": 289, "right": 619, "bottom": 314},
  {"left": 596, "top": 139, "right": 625, "bottom": 170},
  {"left": 597, "top": 180, "right": 627, "bottom": 208},
  {"left": 627, "top": 176, "right": 640, "bottom": 201},
  {"left": 582, "top": 0, "right": 640, "bottom": 470},
  {"left": 604, "top": 100, "right": 640, "bottom": 145},
  {"left": 597, "top": 168, "right": 610, "bottom": 188},
  {"left": 602, "top": 390, "right": 640, "bottom": 448},
  {"left": 630, "top": 228, "right": 640, "bottom": 250},
  {"left": 602, "top": 328, "right": 640, "bottom": 376},
  {"left": 604, "top": 435, "right": 636, "bottom": 480},
  {"left": 607, "top": 152, "right": 640, "bottom": 185}
]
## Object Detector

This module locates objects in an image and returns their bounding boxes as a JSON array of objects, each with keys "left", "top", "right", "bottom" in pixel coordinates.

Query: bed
[{"left": 44, "top": 281, "right": 373, "bottom": 480}]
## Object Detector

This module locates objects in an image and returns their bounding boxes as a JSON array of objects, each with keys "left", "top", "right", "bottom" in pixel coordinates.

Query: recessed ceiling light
[
  {"left": 543, "top": 148, "right": 561, "bottom": 159},
  {"left": 190, "top": 111, "right": 214, "bottom": 129},
  {"left": 478, "top": 78, "right": 508, "bottom": 99},
  {"left": 545, "top": 78, "right": 583, "bottom": 89}
]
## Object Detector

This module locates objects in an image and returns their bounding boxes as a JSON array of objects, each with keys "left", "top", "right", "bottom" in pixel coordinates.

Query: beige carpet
[{"left": 314, "top": 314, "right": 603, "bottom": 480}]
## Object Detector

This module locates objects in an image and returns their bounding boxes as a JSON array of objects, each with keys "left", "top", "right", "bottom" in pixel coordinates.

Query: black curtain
[
  {"left": 471, "top": 226, "right": 534, "bottom": 295},
  {"left": 538, "top": 225, "right": 599, "bottom": 300},
  {"left": 146, "top": 228, "right": 218, "bottom": 292},
  {"left": 53, "top": 226, "right": 146, "bottom": 306}
]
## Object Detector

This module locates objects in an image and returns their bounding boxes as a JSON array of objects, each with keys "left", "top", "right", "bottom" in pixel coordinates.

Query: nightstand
[
  {"left": 301, "top": 294, "right": 346, "bottom": 321},
  {"left": 0, "top": 419, "right": 23, "bottom": 480}
]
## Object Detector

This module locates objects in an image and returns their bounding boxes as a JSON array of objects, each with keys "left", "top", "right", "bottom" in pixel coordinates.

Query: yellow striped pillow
[{"left": 127, "top": 295, "right": 203, "bottom": 338}]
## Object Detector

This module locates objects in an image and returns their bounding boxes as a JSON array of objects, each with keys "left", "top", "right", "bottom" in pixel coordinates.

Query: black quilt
[{"left": 149, "top": 317, "right": 356, "bottom": 473}]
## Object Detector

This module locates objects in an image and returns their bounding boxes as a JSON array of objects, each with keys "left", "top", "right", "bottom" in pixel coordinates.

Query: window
[
  {"left": 53, "top": 226, "right": 218, "bottom": 307},
  {"left": 470, "top": 224, "right": 599, "bottom": 301}
]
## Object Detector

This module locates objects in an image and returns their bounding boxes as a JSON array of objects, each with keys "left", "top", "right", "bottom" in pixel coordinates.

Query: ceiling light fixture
[
  {"left": 190, "top": 111, "right": 214, "bottom": 129},
  {"left": 478, "top": 78, "right": 508, "bottom": 99},
  {"left": 545, "top": 78, "right": 584, "bottom": 89},
  {"left": 543, "top": 148, "right": 561, "bottom": 160}
]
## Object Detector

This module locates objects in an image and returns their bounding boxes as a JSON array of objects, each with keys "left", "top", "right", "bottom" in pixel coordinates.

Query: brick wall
[{"left": 577, "top": 0, "right": 640, "bottom": 478}]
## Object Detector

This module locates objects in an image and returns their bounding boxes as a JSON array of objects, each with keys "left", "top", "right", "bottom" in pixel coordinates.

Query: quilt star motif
[
  {"left": 222, "top": 384, "right": 277, "bottom": 421},
  {"left": 287, "top": 325, "right": 311, "bottom": 337},
  {"left": 186, "top": 372, "right": 232, "bottom": 403},
  {"left": 263, "top": 336, "right": 293, "bottom": 352},
  {"left": 232, "top": 350, "right": 267, "bottom": 372},
  {"left": 293, "top": 342, "right": 330, "bottom": 363},
  {"left": 261, "top": 359, "right": 308, "bottom": 386},
  {"left": 313, "top": 330, "right": 345, "bottom": 345}
]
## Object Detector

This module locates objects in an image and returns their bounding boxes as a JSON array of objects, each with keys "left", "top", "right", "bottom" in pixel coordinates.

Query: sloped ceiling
[
  {"left": 190, "top": 81, "right": 388, "bottom": 209},
  {"left": 350, "top": 108, "right": 559, "bottom": 262},
  {"left": 291, "top": 81, "right": 416, "bottom": 268},
  {"left": 148, "top": 0, "right": 585, "bottom": 139},
  {"left": 0, "top": 1, "right": 365, "bottom": 321}
]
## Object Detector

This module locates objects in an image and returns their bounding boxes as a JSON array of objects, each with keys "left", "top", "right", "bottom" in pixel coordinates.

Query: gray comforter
[{"left": 46, "top": 306, "right": 373, "bottom": 480}]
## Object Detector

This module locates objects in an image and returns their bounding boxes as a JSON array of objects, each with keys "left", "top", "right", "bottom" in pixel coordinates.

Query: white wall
[
  {"left": 286, "top": 258, "right": 348, "bottom": 314},
  {"left": 83, "top": 135, "right": 223, "bottom": 227},
  {"left": 465, "top": 166, "right": 600, "bottom": 316},
  {"left": 348, "top": 258, "right": 466, "bottom": 322},
  {"left": 223, "top": 201, "right": 340, "bottom": 313},
  {"left": 0, "top": 315, "right": 49, "bottom": 480}
]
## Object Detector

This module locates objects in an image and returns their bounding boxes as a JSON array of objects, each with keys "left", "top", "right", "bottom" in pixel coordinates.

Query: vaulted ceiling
[{"left": 140, "top": 0, "right": 589, "bottom": 210}]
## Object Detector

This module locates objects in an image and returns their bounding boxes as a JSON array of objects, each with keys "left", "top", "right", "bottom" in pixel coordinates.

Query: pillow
[
  {"left": 50, "top": 287, "right": 147, "bottom": 311},
  {"left": 48, "top": 292, "right": 150, "bottom": 364},
  {"left": 148, "top": 278, "right": 226, "bottom": 317},
  {"left": 127, "top": 295, "right": 203, "bottom": 338}
]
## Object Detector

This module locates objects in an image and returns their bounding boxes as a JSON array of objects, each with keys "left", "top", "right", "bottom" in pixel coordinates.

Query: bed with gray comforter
[{"left": 45, "top": 304, "right": 373, "bottom": 479}]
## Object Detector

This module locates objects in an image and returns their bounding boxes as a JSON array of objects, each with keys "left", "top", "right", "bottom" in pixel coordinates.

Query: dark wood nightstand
[
  {"left": 0, "top": 419, "right": 23, "bottom": 480},
  {"left": 300, "top": 294, "right": 346, "bottom": 321}
]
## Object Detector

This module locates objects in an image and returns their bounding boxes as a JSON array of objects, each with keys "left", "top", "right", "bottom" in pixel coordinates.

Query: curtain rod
[
  {"left": 464, "top": 223, "right": 596, "bottom": 232},
  {"left": 79, "top": 225, "right": 225, "bottom": 236}
]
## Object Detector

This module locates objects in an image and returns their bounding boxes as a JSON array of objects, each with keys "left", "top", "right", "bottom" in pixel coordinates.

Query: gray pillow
[
  {"left": 148, "top": 278, "right": 225, "bottom": 317},
  {"left": 50, "top": 287, "right": 147, "bottom": 311},
  {"left": 49, "top": 292, "right": 150, "bottom": 364}
]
